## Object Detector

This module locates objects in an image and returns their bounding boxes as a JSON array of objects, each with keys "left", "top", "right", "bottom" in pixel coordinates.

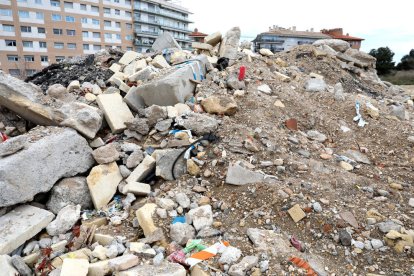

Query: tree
[
  {"left": 369, "top": 47, "right": 395, "bottom": 75},
  {"left": 396, "top": 49, "right": 414, "bottom": 70}
]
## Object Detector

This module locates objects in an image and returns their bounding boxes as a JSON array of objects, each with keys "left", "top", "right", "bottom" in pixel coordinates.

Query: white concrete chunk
[
  {"left": 119, "top": 51, "right": 140, "bottom": 65},
  {"left": 0, "top": 205, "right": 55, "bottom": 255},
  {"left": 122, "top": 182, "right": 151, "bottom": 196},
  {"left": 109, "top": 63, "right": 122, "bottom": 73},
  {"left": 126, "top": 155, "right": 156, "bottom": 184},
  {"left": 192, "top": 42, "right": 213, "bottom": 51},
  {"left": 61, "top": 258, "right": 89, "bottom": 276},
  {"left": 97, "top": 93, "right": 134, "bottom": 133},
  {"left": 87, "top": 162, "right": 123, "bottom": 210},
  {"left": 151, "top": 55, "right": 170, "bottom": 69},
  {"left": 0, "top": 255, "right": 19, "bottom": 276}
]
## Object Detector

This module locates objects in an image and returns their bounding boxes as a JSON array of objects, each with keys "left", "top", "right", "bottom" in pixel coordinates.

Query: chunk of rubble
[
  {"left": 0, "top": 205, "right": 54, "bottom": 254},
  {"left": 87, "top": 162, "right": 123, "bottom": 210},
  {"left": 204, "top": 31, "right": 222, "bottom": 46},
  {"left": 126, "top": 155, "right": 156, "bottom": 184},
  {"left": 151, "top": 55, "right": 171, "bottom": 69},
  {"left": 0, "top": 72, "right": 102, "bottom": 139},
  {"left": 305, "top": 78, "right": 327, "bottom": 92},
  {"left": 0, "top": 255, "right": 19, "bottom": 275},
  {"left": 92, "top": 143, "right": 120, "bottom": 164},
  {"left": 116, "top": 261, "right": 186, "bottom": 276},
  {"left": 201, "top": 96, "right": 238, "bottom": 115},
  {"left": 188, "top": 205, "right": 213, "bottom": 231},
  {"left": 313, "top": 39, "right": 350, "bottom": 53},
  {"left": 228, "top": 256, "right": 258, "bottom": 276},
  {"left": 225, "top": 162, "right": 265, "bottom": 185},
  {"left": 119, "top": 51, "right": 140, "bottom": 65},
  {"left": 175, "top": 112, "right": 219, "bottom": 135},
  {"left": 154, "top": 149, "right": 187, "bottom": 181},
  {"left": 0, "top": 135, "right": 27, "bottom": 157},
  {"left": 192, "top": 42, "right": 214, "bottom": 51},
  {"left": 0, "top": 127, "right": 94, "bottom": 207},
  {"left": 46, "top": 204, "right": 81, "bottom": 236},
  {"left": 151, "top": 32, "right": 182, "bottom": 52},
  {"left": 97, "top": 93, "right": 134, "bottom": 133},
  {"left": 61, "top": 258, "right": 89, "bottom": 276},
  {"left": 219, "top": 27, "right": 241, "bottom": 60},
  {"left": 136, "top": 203, "right": 164, "bottom": 241}
]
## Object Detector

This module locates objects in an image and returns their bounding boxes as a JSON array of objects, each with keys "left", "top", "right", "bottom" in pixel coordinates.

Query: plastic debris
[
  {"left": 289, "top": 235, "right": 305, "bottom": 252},
  {"left": 0, "top": 132, "right": 8, "bottom": 142},
  {"left": 353, "top": 101, "right": 368, "bottom": 127},
  {"left": 172, "top": 216, "right": 186, "bottom": 224},
  {"left": 183, "top": 239, "right": 207, "bottom": 254},
  {"left": 167, "top": 249, "right": 187, "bottom": 266},
  {"left": 186, "top": 241, "right": 230, "bottom": 267},
  {"left": 289, "top": 256, "right": 317, "bottom": 276},
  {"left": 239, "top": 66, "right": 246, "bottom": 81},
  {"left": 169, "top": 129, "right": 193, "bottom": 139},
  {"left": 333, "top": 154, "right": 357, "bottom": 166}
]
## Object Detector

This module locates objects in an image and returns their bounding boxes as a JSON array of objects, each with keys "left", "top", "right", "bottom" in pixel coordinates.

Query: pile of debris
[{"left": 1, "top": 27, "right": 414, "bottom": 276}]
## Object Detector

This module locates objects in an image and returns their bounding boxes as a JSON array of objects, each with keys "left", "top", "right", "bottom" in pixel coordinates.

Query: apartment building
[
  {"left": 321, "top": 28, "right": 364, "bottom": 50},
  {"left": 0, "top": 0, "right": 135, "bottom": 78},
  {"left": 133, "top": 0, "right": 192, "bottom": 53}
]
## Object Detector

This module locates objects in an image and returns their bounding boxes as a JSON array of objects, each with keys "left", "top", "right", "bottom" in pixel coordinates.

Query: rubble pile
[{"left": 1, "top": 27, "right": 414, "bottom": 275}]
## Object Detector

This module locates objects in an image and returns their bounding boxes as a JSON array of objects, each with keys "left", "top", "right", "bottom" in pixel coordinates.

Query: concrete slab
[{"left": 97, "top": 93, "right": 134, "bottom": 133}]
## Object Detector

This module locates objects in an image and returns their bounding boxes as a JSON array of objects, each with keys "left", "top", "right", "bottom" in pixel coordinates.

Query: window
[
  {"left": 50, "top": 0, "right": 60, "bottom": 7},
  {"left": 35, "top": 0, "right": 42, "bottom": 4},
  {"left": 104, "top": 20, "right": 111, "bottom": 27},
  {"left": 83, "top": 44, "right": 89, "bottom": 50},
  {"left": 126, "top": 23, "right": 132, "bottom": 29},
  {"left": 93, "top": 45, "right": 101, "bottom": 51},
  {"left": 24, "top": 55, "right": 34, "bottom": 62},
  {"left": 65, "top": 16, "right": 75, "bottom": 22},
  {"left": 91, "top": 5, "right": 99, "bottom": 12},
  {"left": 37, "top": 27, "right": 45, "bottom": 33},
  {"left": 20, "top": 26, "right": 31, "bottom": 33},
  {"left": 51, "top": 14, "right": 62, "bottom": 21},
  {"left": 125, "top": 0, "right": 131, "bottom": 5},
  {"left": 82, "top": 31, "right": 89, "bottom": 37},
  {"left": 41, "top": 56, "right": 48, "bottom": 62},
  {"left": 125, "top": 11, "right": 131, "bottom": 17},
  {"left": 9, "top": 69, "right": 20, "bottom": 76},
  {"left": 126, "top": 47, "right": 132, "bottom": 51},
  {"left": 53, "top": 28, "right": 63, "bottom": 35},
  {"left": 7, "top": 55, "right": 19, "bottom": 62},
  {"left": 22, "top": 41, "right": 33, "bottom": 47},
  {"left": 18, "top": 10, "right": 30, "bottom": 18},
  {"left": 66, "top": 29, "right": 75, "bottom": 36},
  {"left": 80, "top": 4, "right": 86, "bottom": 10},
  {"left": 67, "top": 43, "right": 76, "bottom": 49},
  {"left": 115, "top": 22, "right": 120, "bottom": 28},
  {"left": 64, "top": 1, "right": 73, "bottom": 8},
  {"left": 115, "top": 33, "right": 121, "bottom": 40},
  {"left": 39, "top": 41, "right": 47, "bottom": 48},
  {"left": 36, "top": 12, "right": 44, "bottom": 19},
  {"left": 105, "top": 33, "right": 112, "bottom": 39},
  {"left": 114, "top": 0, "right": 119, "bottom": 3},
  {"left": 26, "top": 70, "right": 36, "bottom": 76},
  {"left": 126, "top": 35, "right": 132, "bottom": 41},
  {"left": 81, "top": 17, "right": 87, "bottom": 23},
  {"left": 3, "top": 25, "right": 15, "bottom": 32},
  {"left": 0, "top": 9, "right": 12, "bottom": 16},
  {"left": 104, "top": 8, "right": 110, "bottom": 14},
  {"left": 54, "top": 42, "right": 64, "bottom": 49},
  {"left": 56, "top": 56, "right": 65, "bottom": 62},
  {"left": 92, "top": 19, "right": 99, "bottom": 25},
  {"left": 114, "top": 9, "right": 120, "bottom": 15},
  {"left": 92, "top": 32, "right": 100, "bottom": 38}
]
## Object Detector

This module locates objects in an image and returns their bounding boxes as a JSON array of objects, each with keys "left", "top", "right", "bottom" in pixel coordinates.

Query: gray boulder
[
  {"left": 169, "top": 223, "right": 195, "bottom": 245},
  {"left": 175, "top": 112, "right": 219, "bottom": 135},
  {"left": 0, "top": 127, "right": 94, "bottom": 207},
  {"left": 305, "top": 78, "right": 327, "bottom": 92},
  {"left": 46, "top": 177, "right": 93, "bottom": 214},
  {"left": 0, "top": 135, "right": 27, "bottom": 157},
  {"left": 219, "top": 27, "right": 241, "bottom": 60},
  {"left": 313, "top": 39, "right": 350, "bottom": 53},
  {"left": 46, "top": 204, "right": 81, "bottom": 236}
]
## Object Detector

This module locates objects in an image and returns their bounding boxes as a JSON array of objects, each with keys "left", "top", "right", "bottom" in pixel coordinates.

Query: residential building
[
  {"left": 133, "top": 0, "right": 192, "bottom": 53},
  {"left": 189, "top": 28, "right": 207, "bottom": 43},
  {"left": 253, "top": 26, "right": 330, "bottom": 53},
  {"left": 321, "top": 28, "right": 364, "bottom": 50}
]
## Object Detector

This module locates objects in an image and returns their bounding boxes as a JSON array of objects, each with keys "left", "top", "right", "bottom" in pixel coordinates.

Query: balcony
[
  {"left": 135, "top": 30, "right": 159, "bottom": 38},
  {"left": 134, "top": 18, "right": 161, "bottom": 27},
  {"left": 174, "top": 37, "right": 192, "bottom": 43},
  {"left": 134, "top": 6, "right": 161, "bottom": 15},
  {"left": 159, "top": 10, "right": 193, "bottom": 23},
  {"left": 134, "top": 39, "right": 154, "bottom": 47},
  {"left": 160, "top": 23, "right": 190, "bottom": 33}
]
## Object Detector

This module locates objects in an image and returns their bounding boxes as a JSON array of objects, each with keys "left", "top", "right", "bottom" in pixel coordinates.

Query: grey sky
[{"left": 180, "top": 0, "right": 413, "bottom": 62}]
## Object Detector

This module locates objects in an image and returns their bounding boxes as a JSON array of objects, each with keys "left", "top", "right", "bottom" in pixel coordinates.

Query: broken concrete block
[
  {"left": 109, "top": 63, "right": 122, "bottom": 73},
  {"left": 219, "top": 27, "right": 241, "bottom": 60},
  {"left": 154, "top": 149, "right": 186, "bottom": 181},
  {"left": 313, "top": 39, "right": 350, "bottom": 53},
  {"left": 97, "top": 93, "right": 134, "bottom": 133},
  {"left": 275, "top": 71, "right": 291, "bottom": 82},
  {"left": 11, "top": 255, "right": 32, "bottom": 276},
  {"left": 0, "top": 127, "right": 94, "bottom": 207},
  {"left": 88, "top": 260, "right": 111, "bottom": 276},
  {"left": 92, "top": 233, "right": 115, "bottom": 246},
  {"left": 92, "top": 143, "right": 120, "bottom": 164},
  {"left": 229, "top": 256, "right": 258, "bottom": 276},
  {"left": 192, "top": 42, "right": 213, "bottom": 51},
  {"left": 175, "top": 112, "right": 219, "bottom": 135},
  {"left": 151, "top": 55, "right": 171, "bottom": 69},
  {"left": 47, "top": 177, "right": 93, "bottom": 214},
  {"left": 225, "top": 162, "right": 265, "bottom": 185},
  {"left": 204, "top": 32, "right": 222, "bottom": 46},
  {"left": 170, "top": 223, "right": 196, "bottom": 245},
  {"left": 23, "top": 240, "right": 67, "bottom": 266},
  {"left": 51, "top": 248, "right": 92, "bottom": 268},
  {"left": 126, "top": 155, "right": 156, "bottom": 184},
  {"left": 90, "top": 137, "right": 105, "bottom": 148},
  {"left": 47, "top": 83, "right": 68, "bottom": 99},
  {"left": 109, "top": 254, "right": 139, "bottom": 272},
  {"left": 0, "top": 135, "right": 27, "bottom": 157},
  {"left": 134, "top": 59, "right": 148, "bottom": 72},
  {"left": 116, "top": 261, "right": 186, "bottom": 276},
  {"left": 152, "top": 32, "right": 181, "bottom": 52},
  {"left": 119, "top": 51, "right": 140, "bottom": 65},
  {"left": 87, "top": 162, "right": 123, "bottom": 210},
  {"left": 0, "top": 255, "right": 19, "bottom": 275},
  {"left": 131, "top": 56, "right": 208, "bottom": 107},
  {"left": 46, "top": 204, "right": 81, "bottom": 236},
  {"left": 124, "top": 86, "right": 146, "bottom": 111},
  {"left": 136, "top": 203, "right": 159, "bottom": 237},
  {"left": 121, "top": 182, "right": 151, "bottom": 196},
  {"left": 288, "top": 204, "right": 306, "bottom": 223},
  {"left": 188, "top": 205, "right": 213, "bottom": 231},
  {"left": 305, "top": 78, "right": 327, "bottom": 92},
  {"left": 259, "top": 48, "right": 274, "bottom": 56},
  {"left": 128, "top": 66, "right": 158, "bottom": 82},
  {"left": 201, "top": 96, "right": 238, "bottom": 115},
  {"left": 0, "top": 205, "right": 54, "bottom": 254},
  {"left": 61, "top": 258, "right": 89, "bottom": 276}
]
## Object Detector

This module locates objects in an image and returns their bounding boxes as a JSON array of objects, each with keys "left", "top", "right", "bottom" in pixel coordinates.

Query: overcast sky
[{"left": 180, "top": 0, "right": 413, "bottom": 62}]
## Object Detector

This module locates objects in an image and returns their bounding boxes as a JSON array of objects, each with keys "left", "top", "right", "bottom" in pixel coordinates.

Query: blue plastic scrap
[{"left": 172, "top": 216, "right": 186, "bottom": 224}]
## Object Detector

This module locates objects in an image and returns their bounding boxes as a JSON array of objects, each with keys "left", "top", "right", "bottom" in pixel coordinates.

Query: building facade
[
  {"left": 188, "top": 28, "right": 207, "bottom": 43},
  {"left": 0, "top": 0, "right": 192, "bottom": 78},
  {"left": 321, "top": 28, "right": 364, "bottom": 50},
  {"left": 253, "top": 26, "right": 330, "bottom": 53},
  {"left": 133, "top": 0, "right": 192, "bottom": 53}
]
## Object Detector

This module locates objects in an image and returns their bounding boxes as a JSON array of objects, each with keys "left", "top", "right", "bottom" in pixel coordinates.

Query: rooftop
[
  {"left": 189, "top": 28, "right": 208, "bottom": 38},
  {"left": 260, "top": 26, "right": 331, "bottom": 39}
]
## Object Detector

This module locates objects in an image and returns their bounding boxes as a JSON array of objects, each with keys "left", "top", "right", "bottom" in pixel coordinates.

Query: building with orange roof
[
  {"left": 321, "top": 28, "right": 364, "bottom": 50},
  {"left": 189, "top": 28, "right": 207, "bottom": 43}
]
